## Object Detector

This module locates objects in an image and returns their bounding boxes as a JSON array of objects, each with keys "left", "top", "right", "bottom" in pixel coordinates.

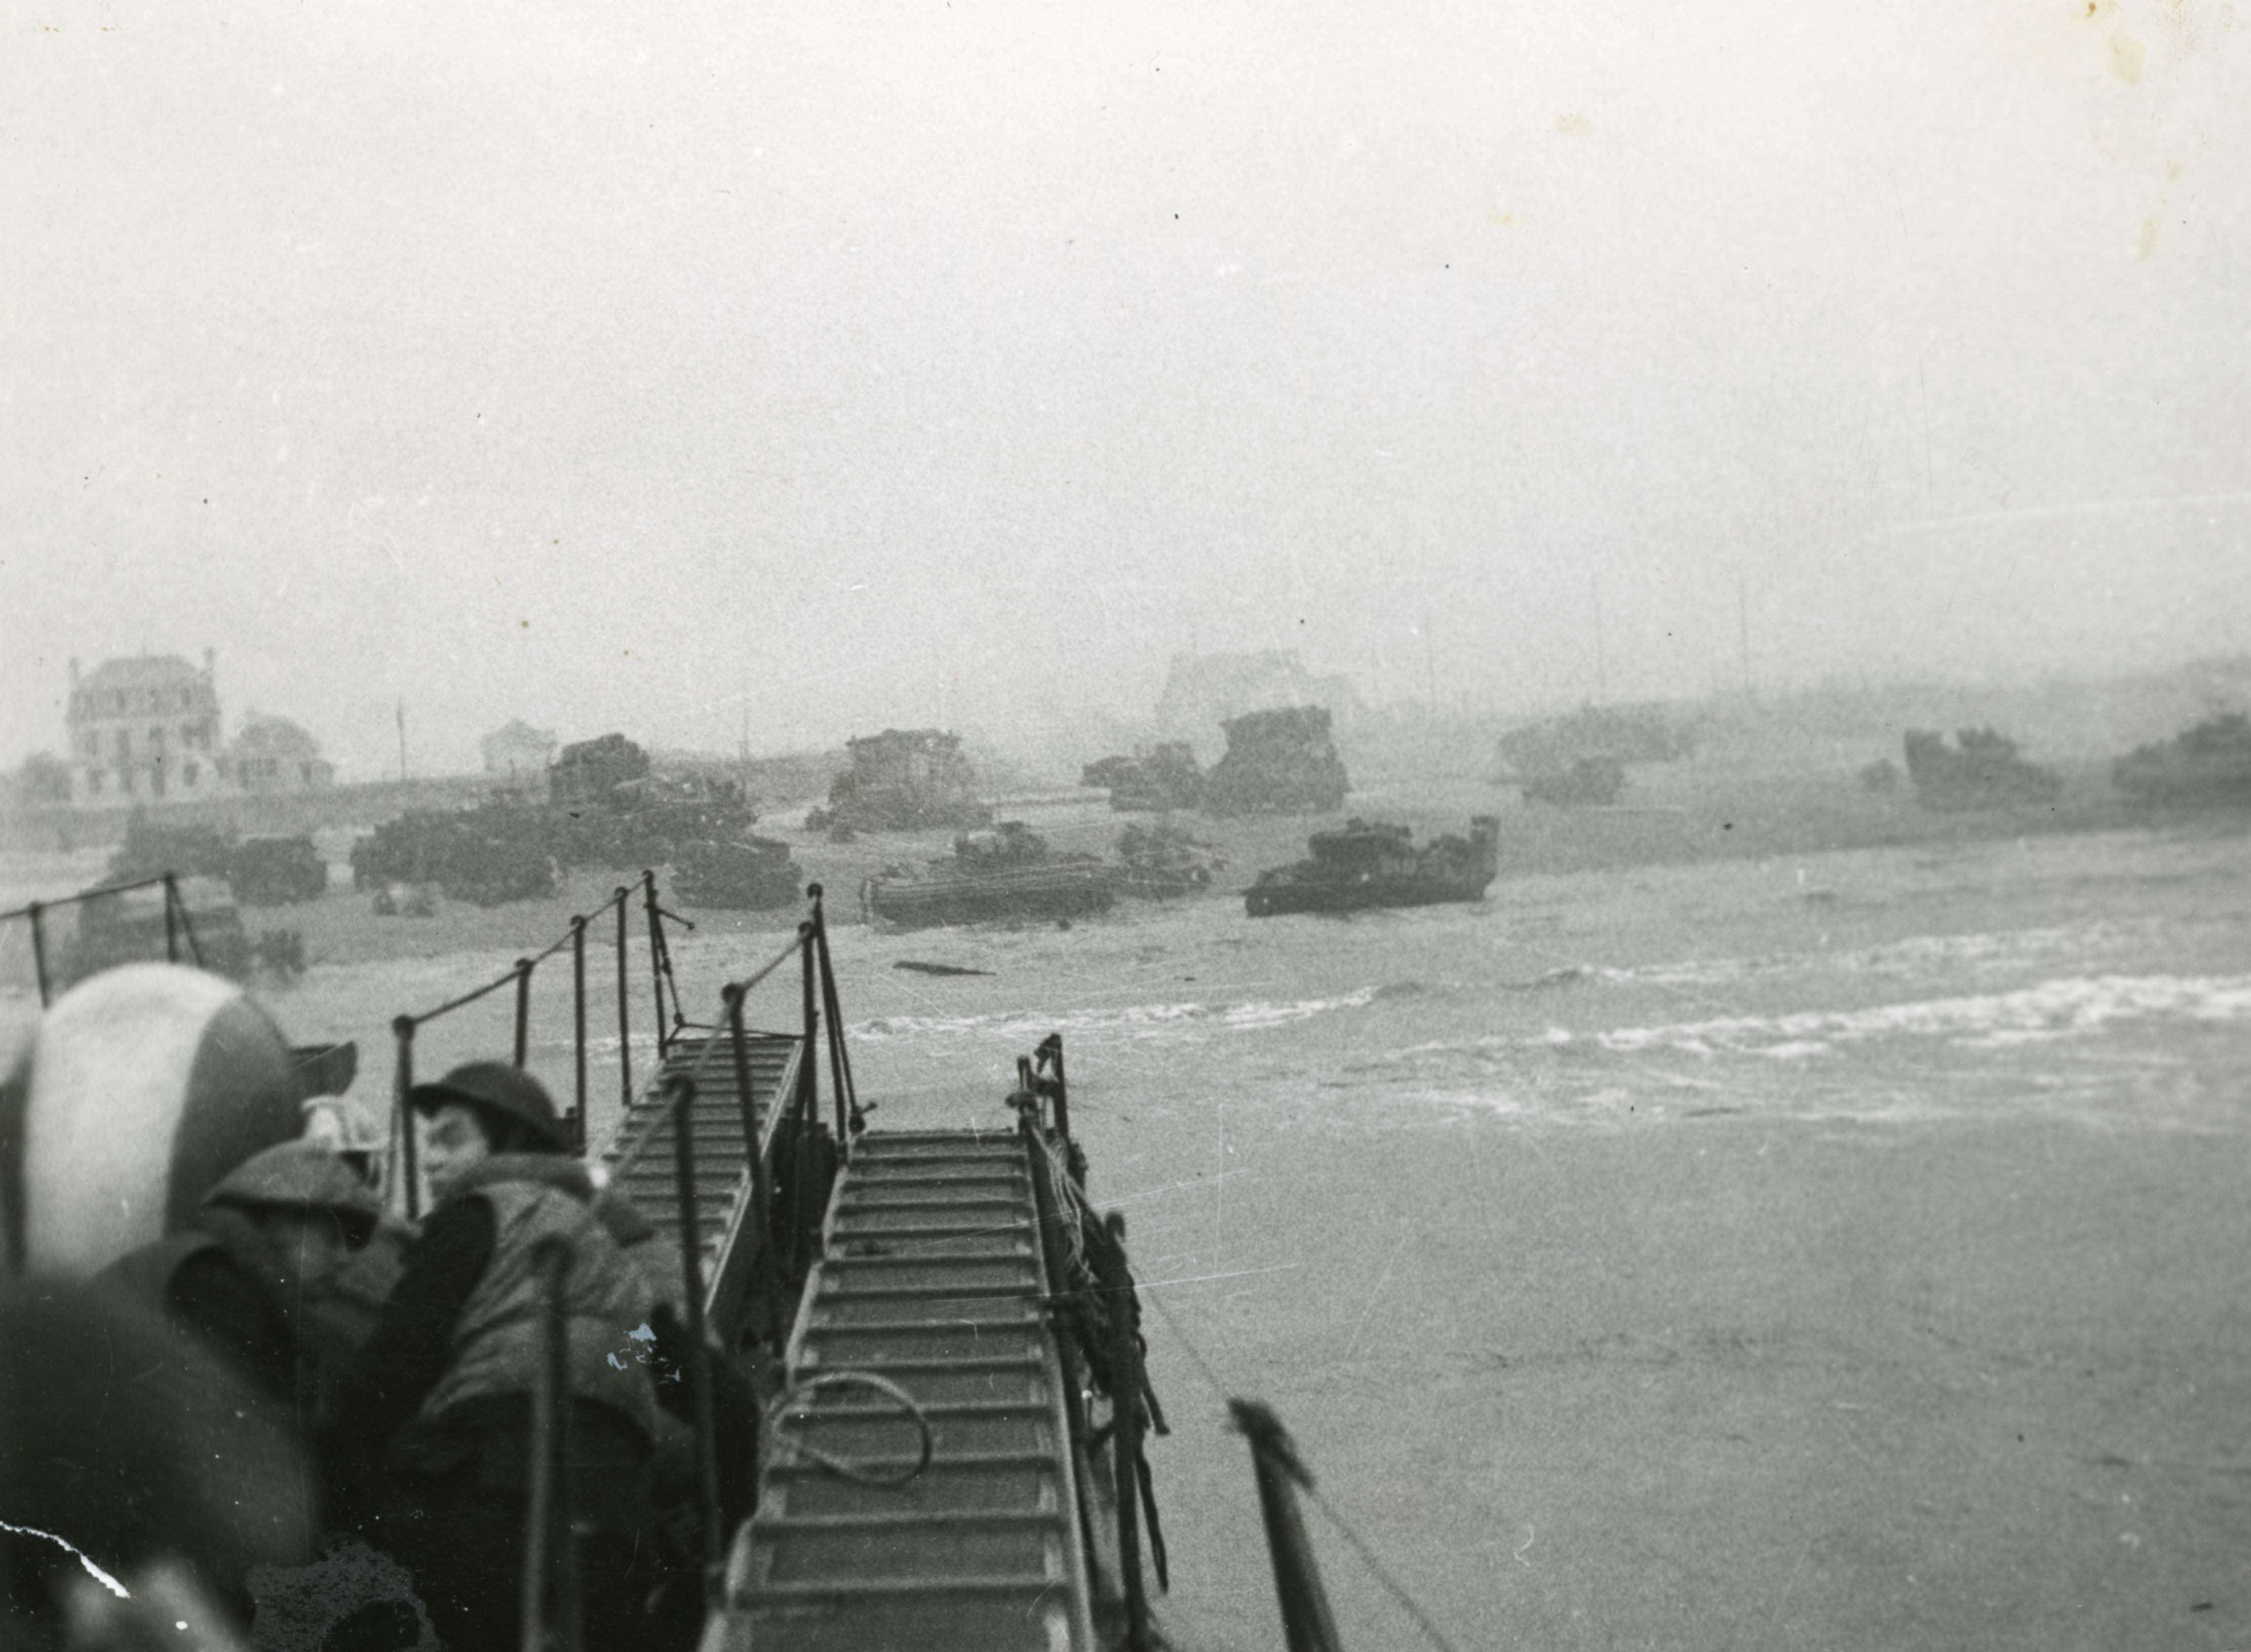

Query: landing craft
[
  {"left": 0, "top": 878, "right": 1372, "bottom": 1651},
  {"left": 1246, "top": 816, "right": 1501, "bottom": 918}
]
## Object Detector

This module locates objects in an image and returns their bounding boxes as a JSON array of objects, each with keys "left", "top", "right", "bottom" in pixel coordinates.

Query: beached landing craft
[
  {"left": 0, "top": 876, "right": 1361, "bottom": 1652},
  {"left": 1246, "top": 817, "right": 1501, "bottom": 918}
]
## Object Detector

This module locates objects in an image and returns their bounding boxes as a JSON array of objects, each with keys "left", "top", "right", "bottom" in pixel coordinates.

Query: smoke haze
[{"left": 2, "top": 0, "right": 2244, "bottom": 775}]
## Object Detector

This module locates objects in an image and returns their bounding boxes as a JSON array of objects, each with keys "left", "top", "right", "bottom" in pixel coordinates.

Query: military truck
[
  {"left": 1200, "top": 706, "right": 1350, "bottom": 816},
  {"left": 1903, "top": 728, "right": 2062, "bottom": 811},
  {"left": 228, "top": 836, "right": 328, "bottom": 905}
]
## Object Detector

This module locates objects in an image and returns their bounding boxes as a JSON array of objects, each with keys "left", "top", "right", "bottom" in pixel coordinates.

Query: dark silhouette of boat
[
  {"left": 2112, "top": 713, "right": 2251, "bottom": 809},
  {"left": 863, "top": 822, "right": 1117, "bottom": 928},
  {"left": 1903, "top": 727, "right": 2061, "bottom": 811},
  {"left": 1245, "top": 816, "right": 1500, "bottom": 917}
]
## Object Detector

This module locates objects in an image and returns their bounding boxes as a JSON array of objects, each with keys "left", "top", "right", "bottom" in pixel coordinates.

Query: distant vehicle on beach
[
  {"left": 1903, "top": 727, "right": 2062, "bottom": 812},
  {"left": 2111, "top": 713, "right": 2251, "bottom": 809},
  {"left": 862, "top": 821, "right": 1116, "bottom": 928},
  {"left": 1245, "top": 816, "right": 1500, "bottom": 917},
  {"left": 1517, "top": 755, "right": 1627, "bottom": 807},
  {"left": 669, "top": 835, "right": 801, "bottom": 910}
]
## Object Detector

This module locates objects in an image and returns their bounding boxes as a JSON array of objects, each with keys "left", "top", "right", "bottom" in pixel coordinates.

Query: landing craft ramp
[
  {"left": 727, "top": 1127, "right": 1098, "bottom": 1649},
  {"left": 594, "top": 1029, "right": 804, "bottom": 1327}
]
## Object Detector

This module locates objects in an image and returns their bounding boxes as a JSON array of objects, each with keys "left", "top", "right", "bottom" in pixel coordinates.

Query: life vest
[{"left": 418, "top": 1175, "right": 661, "bottom": 1442}]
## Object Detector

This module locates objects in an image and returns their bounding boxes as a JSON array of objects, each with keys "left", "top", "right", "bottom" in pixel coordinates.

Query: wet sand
[{"left": 1074, "top": 1105, "right": 2250, "bottom": 1651}]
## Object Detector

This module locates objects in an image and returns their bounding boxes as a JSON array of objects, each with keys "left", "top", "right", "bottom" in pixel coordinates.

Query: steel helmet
[
  {"left": 407, "top": 1060, "right": 566, "bottom": 1152},
  {"left": 203, "top": 1139, "right": 382, "bottom": 1248}
]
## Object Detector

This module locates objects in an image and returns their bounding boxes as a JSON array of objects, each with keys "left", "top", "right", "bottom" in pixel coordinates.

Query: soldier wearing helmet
[
  {"left": 99, "top": 1138, "right": 382, "bottom": 1421},
  {"left": 329, "top": 1061, "right": 667, "bottom": 1651}
]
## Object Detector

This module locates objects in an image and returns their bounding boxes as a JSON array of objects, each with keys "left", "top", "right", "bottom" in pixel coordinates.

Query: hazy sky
[{"left": 3, "top": 0, "right": 2244, "bottom": 776}]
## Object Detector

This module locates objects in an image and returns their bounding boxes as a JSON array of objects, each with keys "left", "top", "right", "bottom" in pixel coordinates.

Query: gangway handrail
[
  {"left": 385, "top": 878, "right": 656, "bottom": 1217},
  {"left": 4, "top": 871, "right": 210, "bottom": 1006},
  {"left": 0, "top": 870, "right": 174, "bottom": 924}
]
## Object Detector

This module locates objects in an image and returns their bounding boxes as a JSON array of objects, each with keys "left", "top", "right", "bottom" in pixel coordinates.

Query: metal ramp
[
  {"left": 728, "top": 1128, "right": 1098, "bottom": 1650},
  {"left": 594, "top": 1030, "right": 803, "bottom": 1327}
]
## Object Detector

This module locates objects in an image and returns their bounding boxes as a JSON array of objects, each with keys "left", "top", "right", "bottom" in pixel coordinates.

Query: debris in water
[{"left": 892, "top": 960, "right": 994, "bottom": 977}]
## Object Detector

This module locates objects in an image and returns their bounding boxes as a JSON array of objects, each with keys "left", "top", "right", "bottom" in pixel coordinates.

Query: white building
[
  {"left": 481, "top": 719, "right": 559, "bottom": 781},
  {"left": 65, "top": 653, "right": 227, "bottom": 807}
]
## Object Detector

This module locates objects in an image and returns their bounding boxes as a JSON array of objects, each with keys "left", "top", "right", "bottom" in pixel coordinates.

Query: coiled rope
[{"left": 763, "top": 1370, "right": 934, "bottom": 1487}]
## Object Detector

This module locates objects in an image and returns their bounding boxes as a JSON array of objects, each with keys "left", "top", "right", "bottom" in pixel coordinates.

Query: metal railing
[
  {"left": 0, "top": 873, "right": 207, "bottom": 1006},
  {"left": 1010, "top": 1041, "right": 1173, "bottom": 1651},
  {"left": 384, "top": 871, "right": 670, "bottom": 1218}
]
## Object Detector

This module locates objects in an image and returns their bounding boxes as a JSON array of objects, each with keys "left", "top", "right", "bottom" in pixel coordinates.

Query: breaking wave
[
  {"left": 1595, "top": 921, "right": 2175, "bottom": 993},
  {"left": 851, "top": 985, "right": 1382, "bottom": 1044},
  {"left": 1376, "top": 972, "right": 2251, "bottom": 1069},
  {"left": 1590, "top": 973, "right": 2251, "bottom": 1058}
]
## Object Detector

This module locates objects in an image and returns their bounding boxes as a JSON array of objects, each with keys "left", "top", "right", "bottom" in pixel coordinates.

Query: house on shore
[
  {"left": 230, "top": 715, "right": 336, "bottom": 795},
  {"left": 481, "top": 719, "right": 559, "bottom": 782},
  {"left": 65, "top": 653, "right": 227, "bottom": 807},
  {"left": 62, "top": 652, "right": 333, "bottom": 807}
]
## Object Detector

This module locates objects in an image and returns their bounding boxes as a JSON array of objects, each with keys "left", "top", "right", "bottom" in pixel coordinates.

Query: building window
[
  {"left": 183, "top": 760, "right": 199, "bottom": 785},
  {"left": 113, "top": 729, "right": 131, "bottom": 758},
  {"left": 149, "top": 726, "right": 166, "bottom": 748},
  {"left": 86, "top": 770, "right": 103, "bottom": 796},
  {"left": 83, "top": 733, "right": 98, "bottom": 757}
]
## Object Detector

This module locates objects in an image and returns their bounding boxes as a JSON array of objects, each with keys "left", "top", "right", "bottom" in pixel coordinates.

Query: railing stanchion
[
  {"left": 797, "top": 922, "right": 819, "bottom": 1127},
  {"left": 1113, "top": 1258, "right": 1155, "bottom": 1652},
  {"left": 26, "top": 902, "right": 49, "bottom": 1008},
  {"left": 512, "top": 957, "right": 534, "bottom": 1069},
  {"left": 521, "top": 1236, "right": 582, "bottom": 1652},
  {"left": 1231, "top": 1401, "right": 1345, "bottom": 1652},
  {"left": 162, "top": 874, "right": 179, "bottom": 963},
  {"left": 571, "top": 916, "right": 589, "bottom": 1151},
  {"left": 666, "top": 1074, "right": 726, "bottom": 1606},
  {"left": 724, "top": 982, "right": 781, "bottom": 1352},
  {"left": 1038, "top": 1032, "right": 1071, "bottom": 1149},
  {"left": 643, "top": 871, "right": 669, "bottom": 1060},
  {"left": 810, "top": 885, "right": 860, "bottom": 1136},
  {"left": 392, "top": 1015, "right": 420, "bottom": 1221},
  {"left": 615, "top": 888, "right": 634, "bottom": 1112},
  {"left": 1016, "top": 1090, "right": 1104, "bottom": 1597}
]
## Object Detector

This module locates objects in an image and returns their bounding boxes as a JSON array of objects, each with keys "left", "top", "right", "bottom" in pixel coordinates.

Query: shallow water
[{"left": 7, "top": 820, "right": 2249, "bottom": 1647}]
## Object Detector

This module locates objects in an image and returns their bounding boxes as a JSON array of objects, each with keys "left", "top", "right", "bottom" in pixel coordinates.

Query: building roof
[
  {"left": 231, "top": 715, "right": 322, "bottom": 757},
  {"left": 77, "top": 654, "right": 205, "bottom": 690},
  {"left": 481, "top": 719, "right": 557, "bottom": 750}
]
